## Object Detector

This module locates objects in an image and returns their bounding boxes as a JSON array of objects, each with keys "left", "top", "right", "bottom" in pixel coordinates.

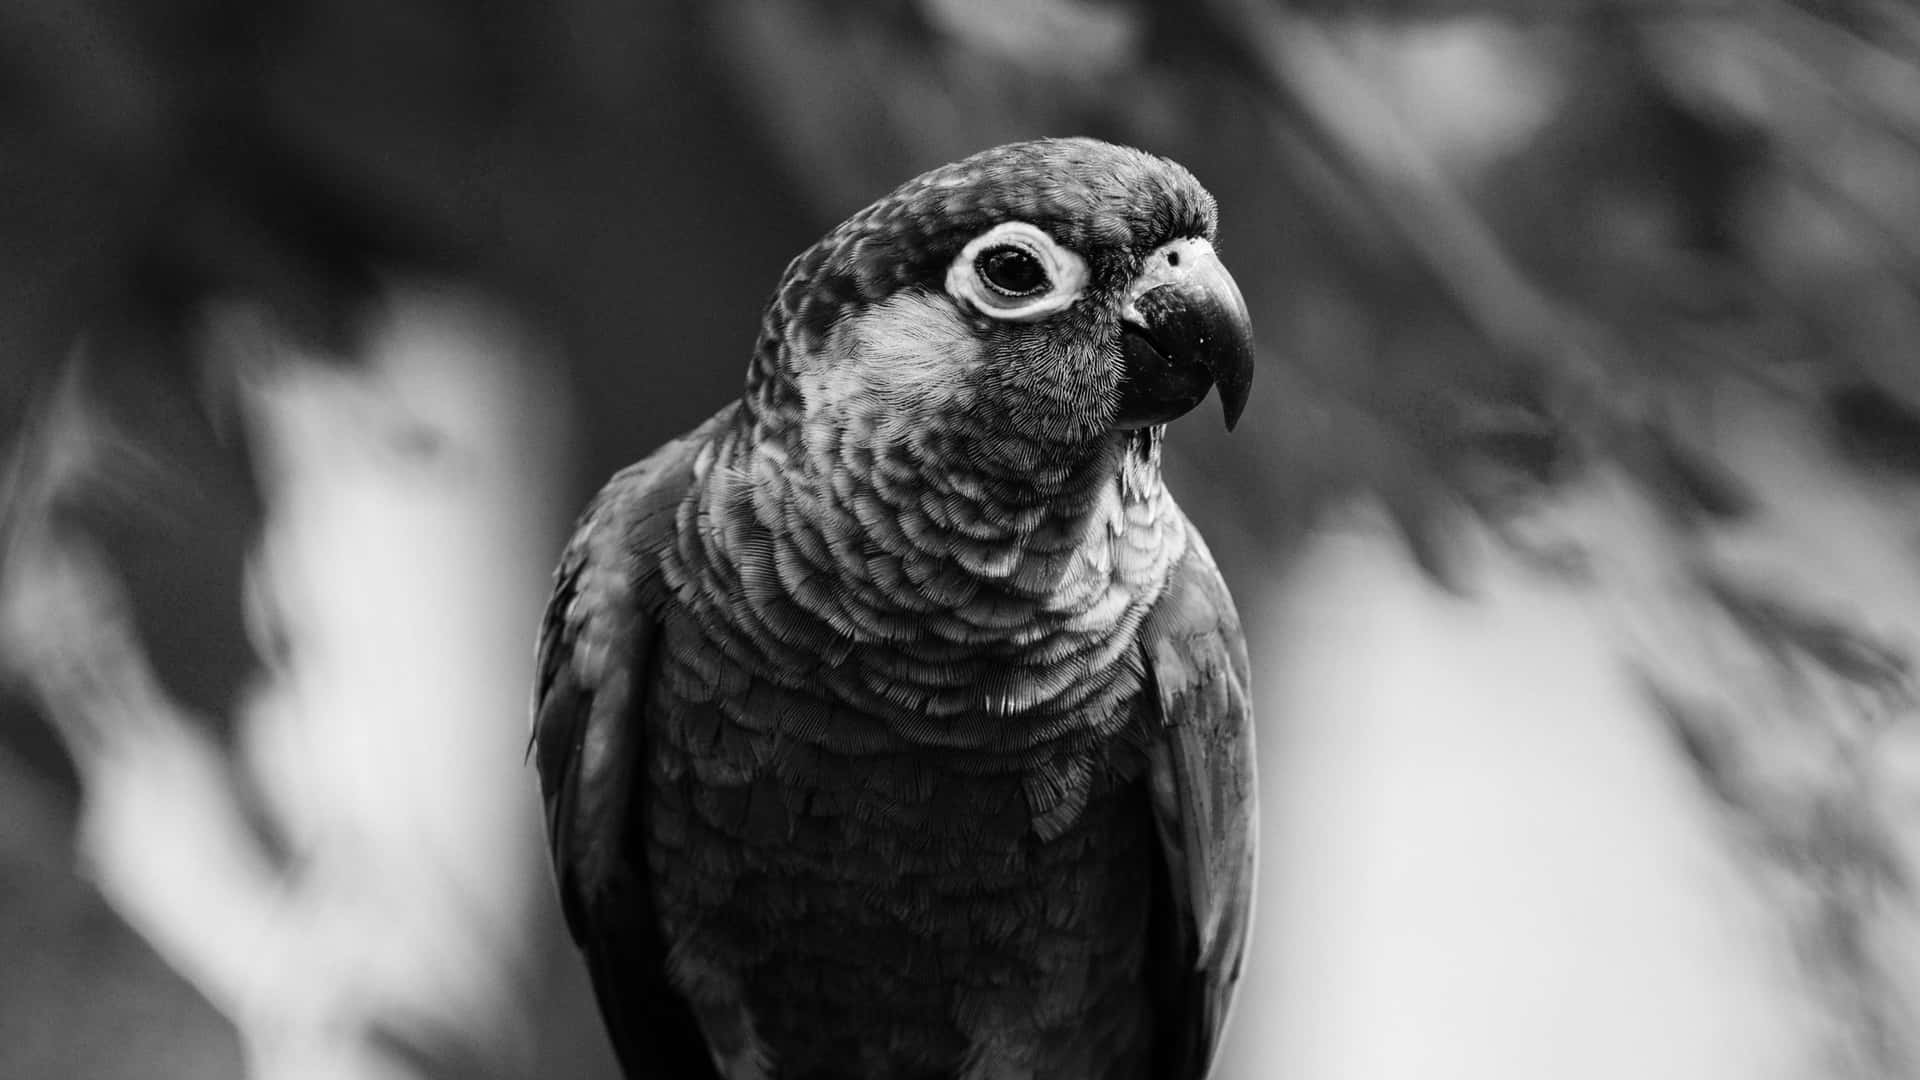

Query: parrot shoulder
[
  {"left": 1139, "top": 521, "right": 1257, "bottom": 1080},
  {"left": 531, "top": 403, "right": 737, "bottom": 1079}
]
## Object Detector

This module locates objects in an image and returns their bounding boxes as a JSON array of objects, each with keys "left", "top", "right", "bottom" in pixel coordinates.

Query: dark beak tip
[
  {"left": 1194, "top": 267, "right": 1255, "bottom": 435},
  {"left": 1222, "top": 391, "right": 1246, "bottom": 431},
  {"left": 1213, "top": 331, "right": 1254, "bottom": 433}
]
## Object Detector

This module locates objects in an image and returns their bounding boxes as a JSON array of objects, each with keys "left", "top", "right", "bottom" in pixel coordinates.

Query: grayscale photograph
[{"left": 1, "top": 2, "right": 1917, "bottom": 1078}]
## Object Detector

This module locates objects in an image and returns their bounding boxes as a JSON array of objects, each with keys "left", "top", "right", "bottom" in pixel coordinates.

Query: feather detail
[{"left": 1141, "top": 526, "right": 1258, "bottom": 1080}]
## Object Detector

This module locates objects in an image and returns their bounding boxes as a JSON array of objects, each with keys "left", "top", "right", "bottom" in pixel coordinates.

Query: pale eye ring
[{"left": 945, "top": 221, "right": 1088, "bottom": 322}]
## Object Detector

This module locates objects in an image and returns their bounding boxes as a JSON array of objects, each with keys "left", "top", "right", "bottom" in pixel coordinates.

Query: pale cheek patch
[{"left": 797, "top": 290, "right": 982, "bottom": 431}]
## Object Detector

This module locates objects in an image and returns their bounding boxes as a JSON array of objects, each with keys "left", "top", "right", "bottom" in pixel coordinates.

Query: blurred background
[{"left": 3, "top": 1, "right": 1920, "bottom": 1077}]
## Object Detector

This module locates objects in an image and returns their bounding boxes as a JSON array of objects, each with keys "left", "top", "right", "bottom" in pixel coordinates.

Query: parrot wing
[
  {"left": 1141, "top": 524, "right": 1257, "bottom": 1080},
  {"left": 531, "top": 408, "right": 736, "bottom": 1080}
]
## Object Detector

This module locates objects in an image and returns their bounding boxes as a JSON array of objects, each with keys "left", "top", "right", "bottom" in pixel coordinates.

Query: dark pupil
[{"left": 977, "top": 246, "right": 1048, "bottom": 297}]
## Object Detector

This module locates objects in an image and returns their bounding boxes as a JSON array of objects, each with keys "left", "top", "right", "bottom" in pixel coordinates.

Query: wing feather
[
  {"left": 1140, "top": 524, "right": 1257, "bottom": 1080},
  {"left": 531, "top": 407, "right": 737, "bottom": 1079}
]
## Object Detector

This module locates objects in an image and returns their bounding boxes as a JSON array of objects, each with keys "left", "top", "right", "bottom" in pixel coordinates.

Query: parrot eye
[
  {"left": 946, "top": 221, "right": 1088, "bottom": 322},
  {"left": 976, "top": 246, "right": 1048, "bottom": 297}
]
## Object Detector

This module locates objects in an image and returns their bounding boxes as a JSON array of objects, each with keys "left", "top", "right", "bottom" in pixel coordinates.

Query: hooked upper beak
[{"left": 1114, "top": 238, "right": 1255, "bottom": 432}]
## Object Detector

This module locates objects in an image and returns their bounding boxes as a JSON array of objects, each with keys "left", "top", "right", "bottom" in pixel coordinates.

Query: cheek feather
[{"left": 797, "top": 290, "right": 983, "bottom": 425}]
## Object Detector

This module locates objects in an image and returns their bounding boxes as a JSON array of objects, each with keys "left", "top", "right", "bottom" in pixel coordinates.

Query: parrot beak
[{"left": 1115, "top": 238, "right": 1255, "bottom": 431}]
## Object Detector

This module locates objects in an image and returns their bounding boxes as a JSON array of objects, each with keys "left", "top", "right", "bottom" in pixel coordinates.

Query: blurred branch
[
  {"left": 1274, "top": 0, "right": 1781, "bottom": 14},
  {"left": 1277, "top": 0, "right": 1744, "bottom": 14},
  {"left": 1656, "top": 12, "right": 1920, "bottom": 290},
  {"left": 1504, "top": 385, "right": 1920, "bottom": 1079},
  {"left": 1214, "top": 2, "right": 1599, "bottom": 364},
  {"left": 1192, "top": 0, "right": 1768, "bottom": 586},
  {"left": 1, "top": 363, "right": 290, "bottom": 1040},
  {"left": 1644, "top": 4, "right": 1920, "bottom": 414},
  {"left": 0, "top": 291, "right": 575, "bottom": 1080}
]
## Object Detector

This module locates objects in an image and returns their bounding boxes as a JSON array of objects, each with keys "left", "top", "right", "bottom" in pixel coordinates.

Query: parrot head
[{"left": 758, "top": 138, "right": 1254, "bottom": 451}]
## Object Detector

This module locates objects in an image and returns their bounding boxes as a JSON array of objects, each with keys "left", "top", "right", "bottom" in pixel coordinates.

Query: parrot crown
[{"left": 745, "top": 138, "right": 1220, "bottom": 409}]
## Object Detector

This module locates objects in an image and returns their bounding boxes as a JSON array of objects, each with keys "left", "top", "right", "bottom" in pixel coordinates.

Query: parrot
[{"left": 532, "top": 137, "right": 1257, "bottom": 1080}]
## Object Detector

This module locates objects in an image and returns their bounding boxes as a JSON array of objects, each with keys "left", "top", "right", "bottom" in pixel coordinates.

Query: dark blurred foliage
[
  {"left": 0, "top": 0, "right": 815, "bottom": 462},
  {"left": 0, "top": 0, "right": 807, "bottom": 780},
  {"left": 5, "top": 0, "right": 1920, "bottom": 1076}
]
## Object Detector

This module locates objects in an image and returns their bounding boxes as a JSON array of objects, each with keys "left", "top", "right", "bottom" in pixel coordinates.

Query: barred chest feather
[{"left": 641, "top": 413, "right": 1189, "bottom": 1078}]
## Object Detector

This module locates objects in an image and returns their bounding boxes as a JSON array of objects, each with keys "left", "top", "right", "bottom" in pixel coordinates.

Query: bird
[{"left": 532, "top": 136, "right": 1256, "bottom": 1080}]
